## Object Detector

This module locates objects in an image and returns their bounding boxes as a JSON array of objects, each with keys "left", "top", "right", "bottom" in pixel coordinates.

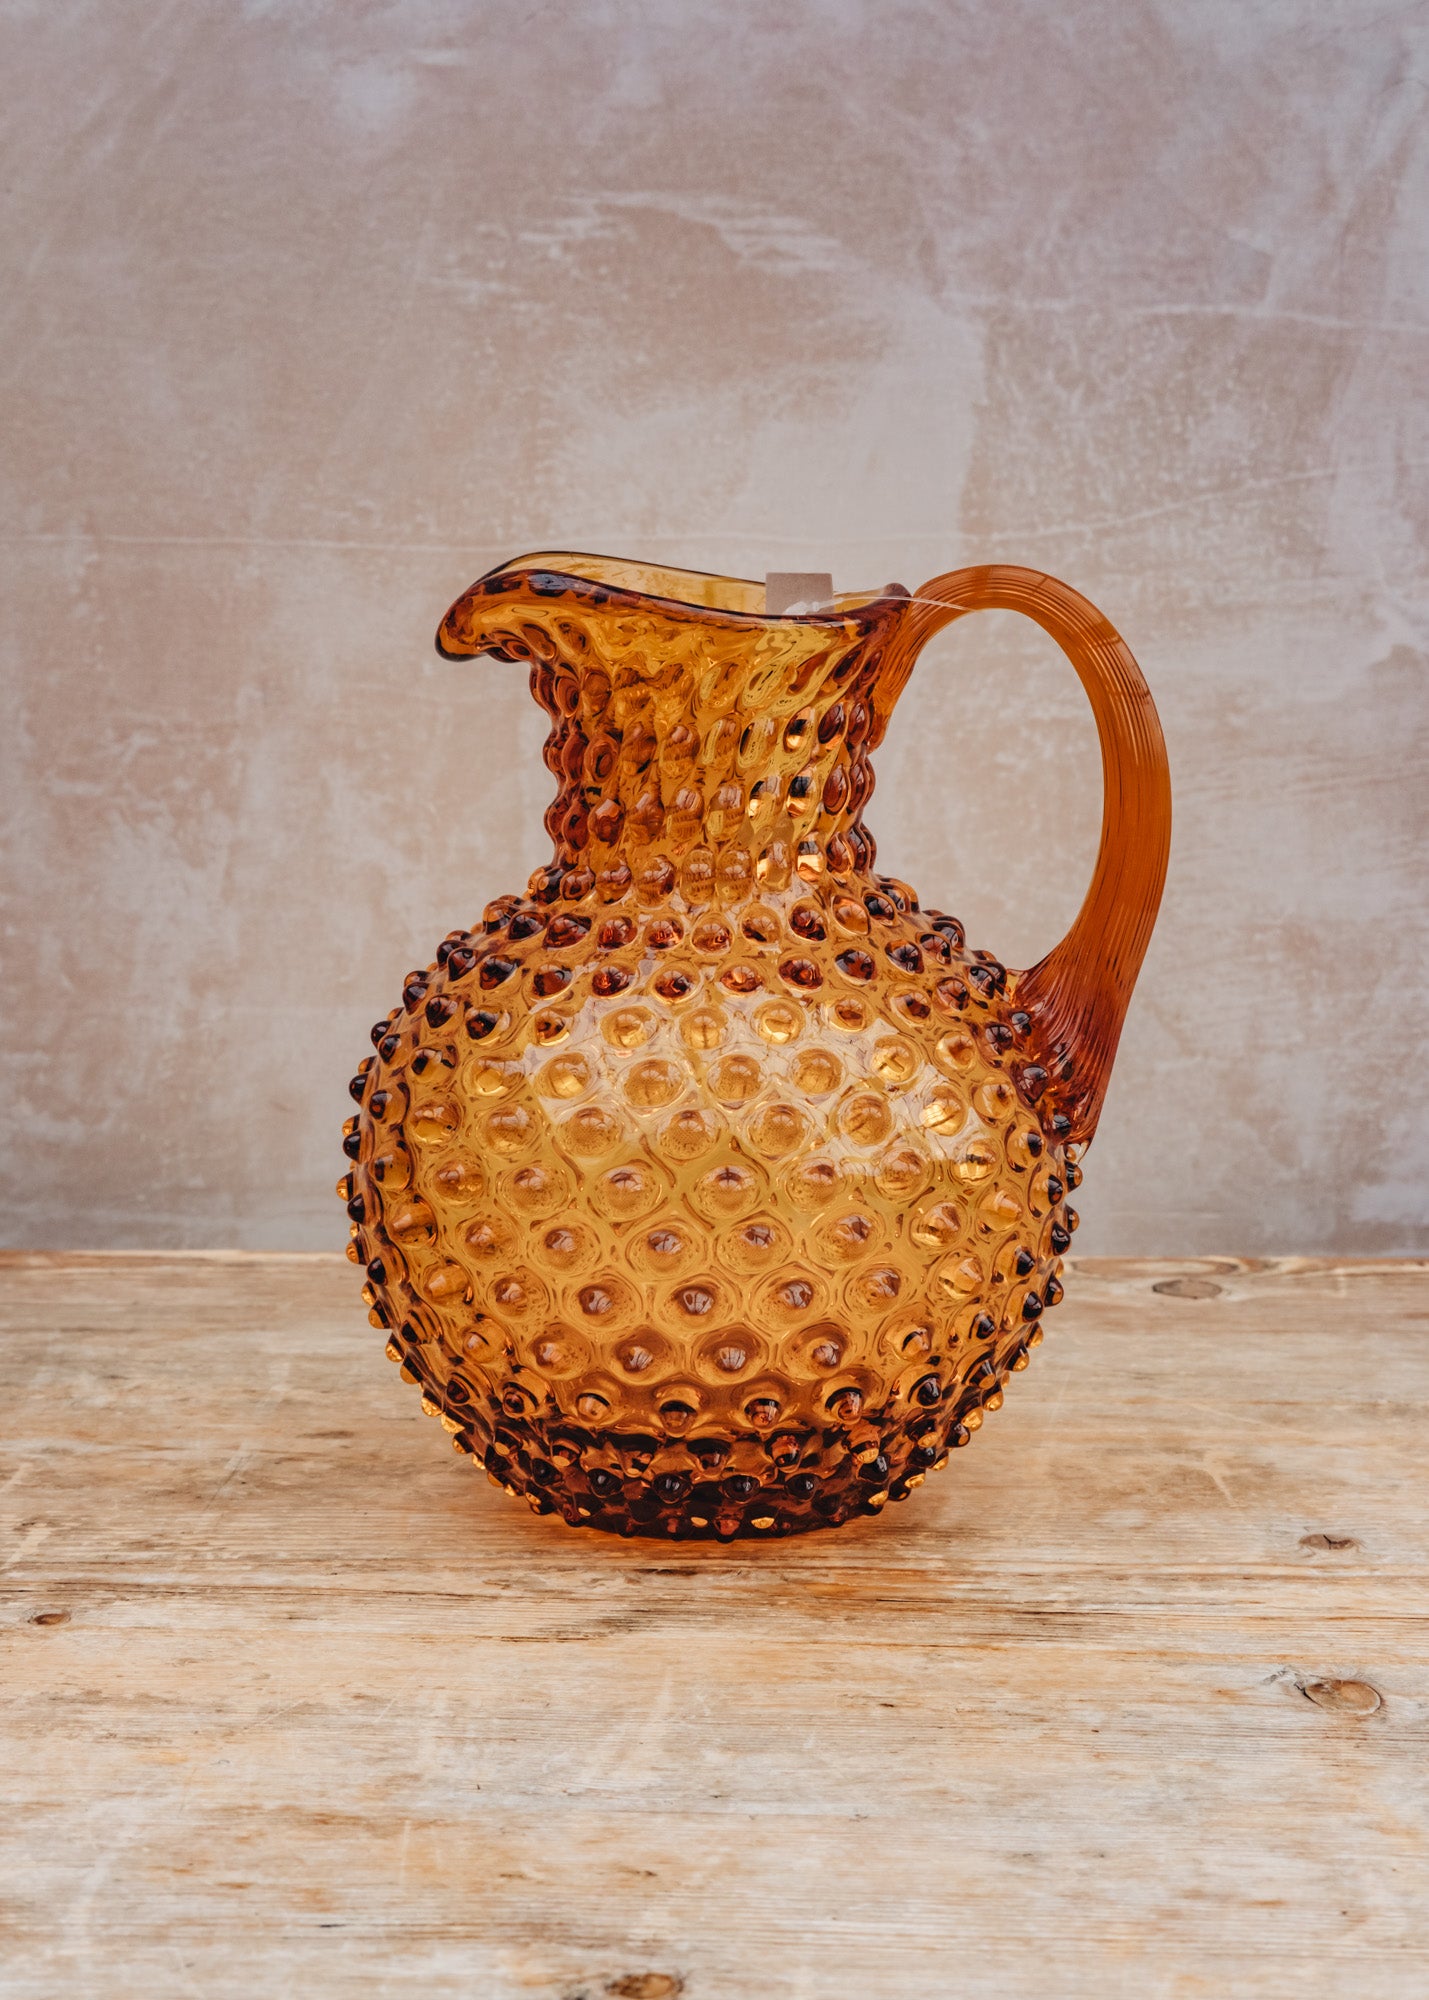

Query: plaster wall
[{"left": 2, "top": 0, "right": 1426, "bottom": 1252}]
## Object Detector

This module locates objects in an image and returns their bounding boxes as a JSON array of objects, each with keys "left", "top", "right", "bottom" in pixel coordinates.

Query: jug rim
[{"left": 436, "top": 548, "right": 908, "bottom": 658}]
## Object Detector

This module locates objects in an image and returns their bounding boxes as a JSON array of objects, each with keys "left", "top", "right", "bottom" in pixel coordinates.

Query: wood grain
[{"left": 3, "top": 1254, "right": 1428, "bottom": 1998}]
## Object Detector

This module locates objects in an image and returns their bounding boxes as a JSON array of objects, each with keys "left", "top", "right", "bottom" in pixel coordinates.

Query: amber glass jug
[{"left": 340, "top": 555, "right": 1170, "bottom": 1539}]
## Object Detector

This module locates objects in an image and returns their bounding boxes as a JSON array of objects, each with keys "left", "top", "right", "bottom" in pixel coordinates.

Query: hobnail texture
[{"left": 340, "top": 555, "right": 1169, "bottom": 1539}]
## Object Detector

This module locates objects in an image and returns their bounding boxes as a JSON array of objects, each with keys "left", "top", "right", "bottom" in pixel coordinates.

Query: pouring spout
[{"left": 436, "top": 552, "right": 773, "bottom": 658}]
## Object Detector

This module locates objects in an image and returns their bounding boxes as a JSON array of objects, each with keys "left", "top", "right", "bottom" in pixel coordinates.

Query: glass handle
[{"left": 898, "top": 566, "right": 1171, "bottom": 1144}]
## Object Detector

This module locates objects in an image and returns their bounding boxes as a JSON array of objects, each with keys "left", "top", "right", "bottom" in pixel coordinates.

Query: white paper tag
[{"left": 765, "top": 572, "right": 834, "bottom": 616}]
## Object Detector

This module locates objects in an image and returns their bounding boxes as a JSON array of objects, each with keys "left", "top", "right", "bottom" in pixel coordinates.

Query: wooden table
[{"left": 4, "top": 1254, "right": 1428, "bottom": 1997}]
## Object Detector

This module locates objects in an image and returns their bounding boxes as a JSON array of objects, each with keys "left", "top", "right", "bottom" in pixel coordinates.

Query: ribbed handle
[{"left": 900, "top": 566, "right": 1171, "bottom": 1144}]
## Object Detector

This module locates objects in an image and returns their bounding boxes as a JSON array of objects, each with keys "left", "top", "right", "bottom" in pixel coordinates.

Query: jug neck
[
  {"left": 527, "top": 646, "right": 893, "bottom": 903},
  {"left": 438, "top": 560, "right": 912, "bottom": 906}
]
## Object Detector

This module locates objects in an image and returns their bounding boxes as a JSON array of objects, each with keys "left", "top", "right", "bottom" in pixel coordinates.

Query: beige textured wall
[{"left": 3, "top": 0, "right": 1426, "bottom": 1254}]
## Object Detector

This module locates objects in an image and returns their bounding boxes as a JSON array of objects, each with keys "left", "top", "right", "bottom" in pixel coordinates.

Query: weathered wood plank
[{"left": 3, "top": 1254, "right": 1428, "bottom": 1997}]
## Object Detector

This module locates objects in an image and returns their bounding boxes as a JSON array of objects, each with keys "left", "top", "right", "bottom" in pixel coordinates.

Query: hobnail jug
[{"left": 340, "top": 555, "right": 1170, "bottom": 1539}]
